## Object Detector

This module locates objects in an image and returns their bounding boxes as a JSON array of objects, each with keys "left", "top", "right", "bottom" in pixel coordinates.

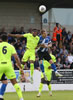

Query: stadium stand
[{"left": 0, "top": 26, "right": 72, "bottom": 70}]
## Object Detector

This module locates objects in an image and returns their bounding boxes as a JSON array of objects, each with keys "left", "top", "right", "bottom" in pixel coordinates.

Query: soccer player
[
  {"left": 8, "top": 29, "right": 40, "bottom": 83},
  {"left": 0, "top": 34, "right": 24, "bottom": 100},
  {"left": 0, "top": 35, "right": 8, "bottom": 100},
  {"left": 37, "top": 29, "right": 62, "bottom": 79},
  {"left": 37, "top": 54, "right": 56, "bottom": 97}
]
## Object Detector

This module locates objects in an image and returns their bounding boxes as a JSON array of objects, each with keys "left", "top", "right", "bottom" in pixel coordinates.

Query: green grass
[{"left": 4, "top": 91, "right": 73, "bottom": 100}]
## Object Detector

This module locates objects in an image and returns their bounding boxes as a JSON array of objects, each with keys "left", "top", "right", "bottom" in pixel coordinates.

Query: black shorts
[
  {"left": 41, "top": 78, "right": 51, "bottom": 85},
  {"left": 0, "top": 74, "right": 7, "bottom": 81},
  {"left": 37, "top": 50, "right": 51, "bottom": 61}
]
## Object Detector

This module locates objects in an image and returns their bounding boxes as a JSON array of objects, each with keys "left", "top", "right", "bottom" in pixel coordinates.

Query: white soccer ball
[{"left": 39, "top": 5, "right": 46, "bottom": 13}]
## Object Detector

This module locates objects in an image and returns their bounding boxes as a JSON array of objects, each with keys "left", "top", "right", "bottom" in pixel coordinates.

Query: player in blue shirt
[{"left": 37, "top": 29, "right": 62, "bottom": 79}]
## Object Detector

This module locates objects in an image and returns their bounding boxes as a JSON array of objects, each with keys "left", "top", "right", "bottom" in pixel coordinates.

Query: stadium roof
[{"left": 1, "top": 0, "right": 73, "bottom": 10}]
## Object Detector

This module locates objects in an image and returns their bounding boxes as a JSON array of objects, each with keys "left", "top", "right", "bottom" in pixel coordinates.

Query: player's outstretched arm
[
  {"left": 8, "top": 34, "right": 24, "bottom": 38},
  {"left": 38, "top": 44, "right": 48, "bottom": 48}
]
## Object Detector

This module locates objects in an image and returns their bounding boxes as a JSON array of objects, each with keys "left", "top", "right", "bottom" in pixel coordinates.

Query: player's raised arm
[
  {"left": 38, "top": 43, "right": 52, "bottom": 48},
  {"left": 8, "top": 34, "right": 24, "bottom": 38},
  {"left": 39, "top": 44, "right": 46, "bottom": 48}
]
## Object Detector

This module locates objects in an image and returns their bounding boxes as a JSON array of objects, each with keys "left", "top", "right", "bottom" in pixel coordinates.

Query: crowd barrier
[{"left": 0, "top": 70, "right": 73, "bottom": 92}]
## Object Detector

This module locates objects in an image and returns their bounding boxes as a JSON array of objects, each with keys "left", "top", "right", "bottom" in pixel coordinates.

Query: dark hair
[
  {"left": 32, "top": 29, "right": 37, "bottom": 32},
  {"left": 1, "top": 34, "right": 8, "bottom": 41}
]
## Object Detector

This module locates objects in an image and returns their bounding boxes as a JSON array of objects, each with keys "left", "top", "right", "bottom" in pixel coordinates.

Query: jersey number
[{"left": 2, "top": 46, "right": 7, "bottom": 54}]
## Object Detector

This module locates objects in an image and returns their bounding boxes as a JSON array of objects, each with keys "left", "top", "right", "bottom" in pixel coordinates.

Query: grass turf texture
[{"left": 4, "top": 91, "right": 73, "bottom": 100}]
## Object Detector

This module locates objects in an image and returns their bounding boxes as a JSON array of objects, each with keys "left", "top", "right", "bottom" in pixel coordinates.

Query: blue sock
[
  {"left": 51, "top": 63, "right": 57, "bottom": 72},
  {"left": 40, "top": 61, "right": 44, "bottom": 73},
  {"left": 0, "top": 84, "right": 7, "bottom": 95}
]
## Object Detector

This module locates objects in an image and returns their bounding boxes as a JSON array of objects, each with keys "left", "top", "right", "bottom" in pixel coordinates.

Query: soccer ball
[{"left": 39, "top": 5, "right": 46, "bottom": 13}]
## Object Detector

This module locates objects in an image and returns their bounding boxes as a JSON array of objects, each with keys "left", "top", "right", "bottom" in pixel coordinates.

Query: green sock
[
  {"left": 48, "top": 84, "right": 51, "bottom": 91},
  {"left": 19, "top": 64, "right": 24, "bottom": 75},
  {"left": 14, "top": 83, "right": 23, "bottom": 99},
  {"left": 30, "top": 63, "right": 34, "bottom": 77},
  {"left": 21, "top": 64, "right": 24, "bottom": 69},
  {"left": 39, "top": 83, "right": 43, "bottom": 93}
]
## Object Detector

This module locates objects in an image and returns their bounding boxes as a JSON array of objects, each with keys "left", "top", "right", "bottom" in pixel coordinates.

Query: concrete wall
[{"left": 0, "top": 2, "right": 41, "bottom": 32}]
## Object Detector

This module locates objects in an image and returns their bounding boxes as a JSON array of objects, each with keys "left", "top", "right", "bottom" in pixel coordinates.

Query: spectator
[
  {"left": 14, "top": 38, "right": 21, "bottom": 49},
  {"left": 10, "top": 39, "right": 16, "bottom": 46},
  {"left": 11, "top": 27, "right": 18, "bottom": 34},
  {"left": 52, "top": 45, "right": 58, "bottom": 57},
  {"left": 19, "top": 27, "right": 25, "bottom": 34},
  {"left": 34, "top": 56, "right": 39, "bottom": 69},
  {"left": 66, "top": 31, "right": 72, "bottom": 42},
  {"left": 22, "top": 40, "right": 26, "bottom": 49},
  {"left": 8, "top": 27, "right": 18, "bottom": 43},
  {"left": 62, "top": 27, "right": 67, "bottom": 37},
  {"left": 56, "top": 57, "right": 63, "bottom": 69},
  {"left": 52, "top": 45, "right": 60, "bottom": 57},
  {"left": 37, "top": 30, "right": 41, "bottom": 36},
  {"left": 60, "top": 45, "right": 68, "bottom": 58},
  {"left": 0, "top": 27, "right": 7, "bottom": 34},
  {"left": 53, "top": 23, "right": 62, "bottom": 47},
  {"left": 68, "top": 51, "right": 73, "bottom": 69},
  {"left": 17, "top": 46, "right": 24, "bottom": 59},
  {"left": 19, "top": 26, "right": 26, "bottom": 42},
  {"left": 55, "top": 41, "right": 60, "bottom": 55},
  {"left": 63, "top": 57, "right": 70, "bottom": 69},
  {"left": 62, "top": 27, "right": 67, "bottom": 44},
  {"left": 69, "top": 37, "right": 73, "bottom": 52},
  {"left": 28, "top": 28, "right": 32, "bottom": 33},
  {"left": 60, "top": 54, "right": 65, "bottom": 64}
]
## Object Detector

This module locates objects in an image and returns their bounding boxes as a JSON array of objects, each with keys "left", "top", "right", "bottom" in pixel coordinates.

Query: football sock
[
  {"left": 51, "top": 63, "right": 57, "bottom": 72},
  {"left": 40, "top": 63, "right": 44, "bottom": 73},
  {"left": 14, "top": 83, "right": 23, "bottom": 99},
  {"left": 48, "top": 84, "right": 51, "bottom": 91},
  {"left": 39, "top": 83, "right": 43, "bottom": 93},
  {"left": 30, "top": 63, "right": 34, "bottom": 77},
  {"left": 0, "top": 84, "right": 7, "bottom": 95}
]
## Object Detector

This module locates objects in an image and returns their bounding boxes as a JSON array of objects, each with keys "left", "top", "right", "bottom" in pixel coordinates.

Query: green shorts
[
  {"left": 22, "top": 49, "right": 35, "bottom": 62},
  {"left": 0, "top": 62, "right": 16, "bottom": 80},
  {"left": 41, "top": 69, "right": 52, "bottom": 81}
]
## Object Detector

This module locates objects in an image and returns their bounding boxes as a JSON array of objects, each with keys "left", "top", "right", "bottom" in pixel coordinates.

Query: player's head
[
  {"left": 1, "top": 33, "right": 8, "bottom": 42},
  {"left": 32, "top": 29, "right": 38, "bottom": 37},
  {"left": 41, "top": 29, "right": 47, "bottom": 38}
]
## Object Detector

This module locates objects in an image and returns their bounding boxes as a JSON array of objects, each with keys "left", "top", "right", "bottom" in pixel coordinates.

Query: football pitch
[{"left": 4, "top": 91, "right": 73, "bottom": 100}]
